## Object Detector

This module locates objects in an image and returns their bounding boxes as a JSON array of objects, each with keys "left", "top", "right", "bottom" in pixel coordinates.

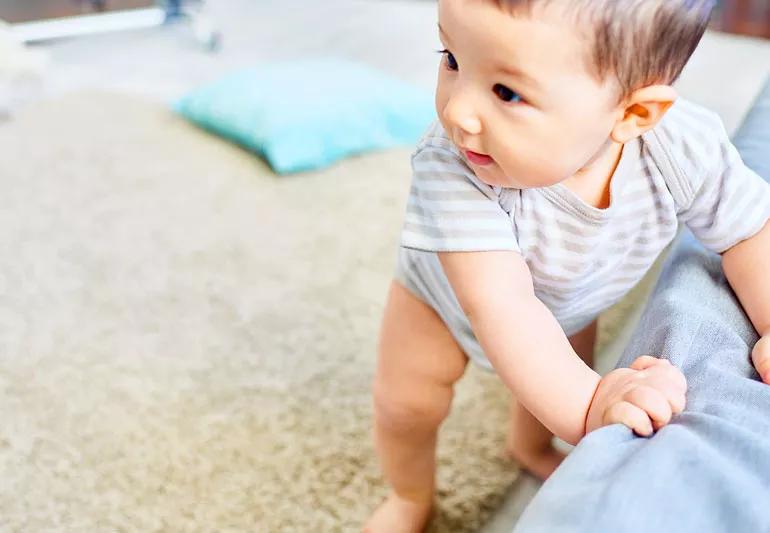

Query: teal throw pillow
[{"left": 174, "top": 59, "right": 435, "bottom": 174}]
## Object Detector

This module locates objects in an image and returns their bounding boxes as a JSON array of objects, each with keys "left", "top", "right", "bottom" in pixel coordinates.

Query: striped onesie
[{"left": 395, "top": 98, "right": 770, "bottom": 370}]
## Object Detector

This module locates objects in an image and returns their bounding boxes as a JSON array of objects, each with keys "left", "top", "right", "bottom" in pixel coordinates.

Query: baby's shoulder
[{"left": 642, "top": 98, "right": 730, "bottom": 206}]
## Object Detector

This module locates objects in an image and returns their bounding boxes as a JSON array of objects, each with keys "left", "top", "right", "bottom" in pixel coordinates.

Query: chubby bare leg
[{"left": 364, "top": 281, "right": 469, "bottom": 533}]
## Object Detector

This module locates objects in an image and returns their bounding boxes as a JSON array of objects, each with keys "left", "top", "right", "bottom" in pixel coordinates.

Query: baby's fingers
[
  {"left": 631, "top": 356, "right": 686, "bottom": 388},
  {"left": 623, "top": 385, "right": 672, "bottom": 431},
  {"left": 631, "top": 356, "right": 687, "bottom": 412},
  {"left": 603, "top": 401, "right": 653, "bottom": 437},
  {"left": 630, "top": 355, "right": 668, "bottom": 371},
  {"left": 644, "top": 365, "right": 687, "bottom": 413},
  {"left": 751, "top": 338, "right": 770, "bottom": 384}
]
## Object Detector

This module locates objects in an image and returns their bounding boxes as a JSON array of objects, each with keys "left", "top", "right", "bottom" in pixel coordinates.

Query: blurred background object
[
  {"left": 0, "top": 0, "right": 154, "bottom": 24},
  {"left": 1, "top": 0, "right": 220, "bottom": 49},
  {"left": 0, "top": 0, "right": 219, "bottom": 117},
  {"left": 713, "top": 0, "right": 770, "bottom": 38},
  {"left": 0, "top": 19, "right": 48, "bottom": 120}
]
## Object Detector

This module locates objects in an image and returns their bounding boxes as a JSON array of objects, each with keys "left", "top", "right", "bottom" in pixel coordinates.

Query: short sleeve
[
  {"left": 651, "top": 101, "right": 770, "bottom": 253},
  {"left": 400, "top": 136, "right": 519, "bottom": 253}
]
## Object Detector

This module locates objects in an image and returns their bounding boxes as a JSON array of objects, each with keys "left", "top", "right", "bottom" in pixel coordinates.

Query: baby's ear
[{"left": 611, "top": 85, "right": 677, "bottom": 143}]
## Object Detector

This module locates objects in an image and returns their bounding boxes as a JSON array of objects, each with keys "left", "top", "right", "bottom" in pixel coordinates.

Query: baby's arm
[
  {"left": 722, "top": 220, "right": 770, "bottom": 383},
  {"left": 439, "top": 250, "right": 686, "bottom": 444}
]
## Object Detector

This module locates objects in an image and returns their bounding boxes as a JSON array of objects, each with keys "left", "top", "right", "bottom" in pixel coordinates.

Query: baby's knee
[{"left": 372, "top": 378, "right": 453, "bottom": 432}]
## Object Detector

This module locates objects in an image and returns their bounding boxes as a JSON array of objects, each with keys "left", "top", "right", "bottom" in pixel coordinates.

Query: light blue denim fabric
[{"left": 514, "top": 78, "right": 770, "bottom": 533}]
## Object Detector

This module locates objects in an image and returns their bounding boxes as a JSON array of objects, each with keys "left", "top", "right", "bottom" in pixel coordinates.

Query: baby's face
[{"left": 436, "top": 0, "right": 622, "bottom": 189}]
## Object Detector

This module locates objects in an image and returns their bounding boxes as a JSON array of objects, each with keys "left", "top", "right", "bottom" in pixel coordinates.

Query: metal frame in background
[{"left": 10, "top": 0, "right": 221, "bottom": 50}]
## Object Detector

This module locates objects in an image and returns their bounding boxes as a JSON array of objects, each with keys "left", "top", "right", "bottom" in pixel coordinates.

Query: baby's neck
[{"left": 561, "top": 140, "right": 624, "bottom": 210}]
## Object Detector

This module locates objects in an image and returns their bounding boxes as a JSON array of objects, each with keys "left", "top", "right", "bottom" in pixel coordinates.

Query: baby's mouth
[{"left": 464, "top": 149, "right": 495, "bottom": 166}]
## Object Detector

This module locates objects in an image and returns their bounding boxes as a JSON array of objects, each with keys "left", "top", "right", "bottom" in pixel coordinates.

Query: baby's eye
[
  {"left": 493, "top": 83, "right": 522, "bottom": 103},
  {"left": 438, "top": 49, "right": 458, "bottom": 71}
]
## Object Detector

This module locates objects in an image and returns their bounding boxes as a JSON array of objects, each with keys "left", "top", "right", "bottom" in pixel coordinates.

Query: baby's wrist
[
  {"left": 584, "top": 381, "right": 603, "bottom": 436},
  {"left": 584, "top": 368, "right": 636, "bottom": 435}
]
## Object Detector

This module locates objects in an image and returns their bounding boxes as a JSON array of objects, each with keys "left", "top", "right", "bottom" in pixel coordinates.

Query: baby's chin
[
  {"left": 477, "top": 163, "right": 563, "bottom": 190},
  {"left": 474, "top": 165, "right": 527, "bottom": 189}
]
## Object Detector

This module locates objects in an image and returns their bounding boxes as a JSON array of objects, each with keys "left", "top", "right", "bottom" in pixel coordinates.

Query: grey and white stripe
[{"left": 395, "top": 98, "right": 770, "bottom": 369}]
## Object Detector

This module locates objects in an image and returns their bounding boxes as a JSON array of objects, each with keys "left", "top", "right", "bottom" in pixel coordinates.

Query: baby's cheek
[{"left": 496, "top": 155, "right": 557, "bottom": 188}]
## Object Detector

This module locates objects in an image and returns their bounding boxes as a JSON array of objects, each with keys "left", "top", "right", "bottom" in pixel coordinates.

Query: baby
[{"left": 365, "top": 0, "right": 770, "bottom": 531}]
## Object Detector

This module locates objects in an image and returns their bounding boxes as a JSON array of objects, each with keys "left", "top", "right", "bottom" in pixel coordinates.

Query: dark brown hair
[{"left": 493, "top": 0, "right": 716, "bottom": 98}]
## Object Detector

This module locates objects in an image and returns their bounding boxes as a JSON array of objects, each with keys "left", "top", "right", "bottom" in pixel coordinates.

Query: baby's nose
[{"left": 443, "top": 93, "right": 482, "bottom": 135}]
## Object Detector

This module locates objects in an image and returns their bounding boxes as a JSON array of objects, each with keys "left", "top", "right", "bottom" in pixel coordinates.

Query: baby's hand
[
  {"left": 752, "top": 335, "right": 770, "bottom": 384},
  {"left": 585, "top": 356, "right": 687, "bottom": 437}
]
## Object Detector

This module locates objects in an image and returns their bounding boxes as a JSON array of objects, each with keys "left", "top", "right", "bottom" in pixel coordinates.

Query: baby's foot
[
  {"left": 363, "top": 492, "right": 433, "bottom": 533},
  {"left": 505, "top": 438, "right": 566, "bottom": 481}
]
